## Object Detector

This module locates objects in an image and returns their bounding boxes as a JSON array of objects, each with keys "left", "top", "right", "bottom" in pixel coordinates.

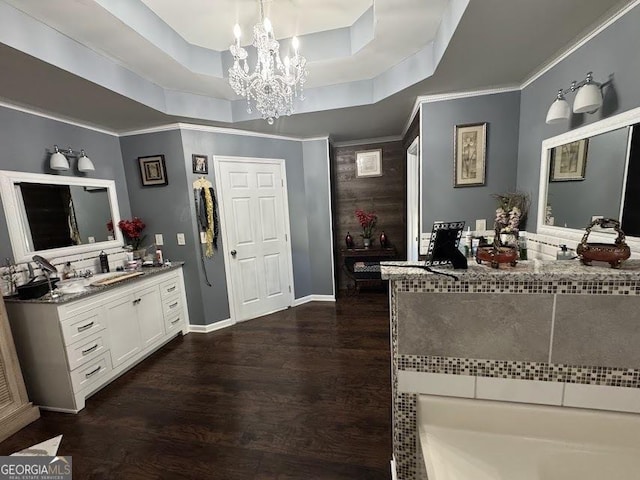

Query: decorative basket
[{"left": 576, "top": 218, "right": 630, "bottom": 269}]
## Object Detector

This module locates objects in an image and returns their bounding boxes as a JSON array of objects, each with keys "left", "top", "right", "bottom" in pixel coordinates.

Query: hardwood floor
[{"left": 0, "top": 293, "right": 392, "bottom": 479}]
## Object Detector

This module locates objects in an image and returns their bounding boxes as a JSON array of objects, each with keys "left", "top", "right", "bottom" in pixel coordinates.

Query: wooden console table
[{"left": 341, "top": 247, "right": 397, "bottom": 294}]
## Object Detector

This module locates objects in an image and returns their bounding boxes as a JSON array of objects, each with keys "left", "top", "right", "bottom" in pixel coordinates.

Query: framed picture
[
  {"left": 356, "top": 149, "right": 382, "bottom": 178},
  {"left": 138, "top": 155, "right": 168, "bottom": 186},
  {"left": 192, "top": 154, "right": 208, "bottom": 175},
  {"left": 454, "top": 123, "right": 487, "bottom": 187},
  {"left": 549, "top": 139, "right": 588, "bottom": 182}
]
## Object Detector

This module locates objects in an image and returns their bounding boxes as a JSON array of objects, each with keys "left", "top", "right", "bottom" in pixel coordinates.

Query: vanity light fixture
[
  {"left": 545, "top": 72, "right": 603, "bottom": 124},
  {"left": 49, "top": 145, "right": 95, "bottom": 172}
]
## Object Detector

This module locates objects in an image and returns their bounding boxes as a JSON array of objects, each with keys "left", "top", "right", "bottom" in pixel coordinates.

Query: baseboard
[
  {"left": 188, "top": 318, "right": 234, "bottom": 333},
  {"left": 390, "top": 456, "right": 398, "bottom": 480},
  {"left": 293, "top": 294, "right": 336, "bottom": 306}
]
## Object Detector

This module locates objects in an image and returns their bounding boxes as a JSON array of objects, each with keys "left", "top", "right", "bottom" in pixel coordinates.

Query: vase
[
  {"left": 133, "top": 248, "right": 147, "bottom": 260},
  {"left": 345, "top": 232, "right": 354, "bottom": 249},
  {"left": 379, "top": 231, "right": 387, "bottom": 248},
  {"left": 363, "top": 238, "right": 371, "bottom": 248}
]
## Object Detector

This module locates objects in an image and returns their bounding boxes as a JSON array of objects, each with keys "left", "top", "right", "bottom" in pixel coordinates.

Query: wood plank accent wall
[{"left": 331, "top": 141, "right": 406, "bottom": 291}]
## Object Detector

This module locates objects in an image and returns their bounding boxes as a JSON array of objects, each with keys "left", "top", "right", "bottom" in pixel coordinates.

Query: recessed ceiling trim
[{"left": 332, "top": 135, "right": 403, "bottom": 148}]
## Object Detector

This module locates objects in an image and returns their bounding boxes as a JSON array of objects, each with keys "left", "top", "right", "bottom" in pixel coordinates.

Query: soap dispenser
[{"left": 556, "top": 244, "right": 573, "bottom": 260}]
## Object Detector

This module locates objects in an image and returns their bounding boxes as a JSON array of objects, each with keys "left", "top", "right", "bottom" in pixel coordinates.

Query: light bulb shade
[
  {"left": 573, "top": 83, "right": 602, "bottom": 114},
  {"left": 545, "top": 98, "right": 571, "bottom": 124},
  {"left": 50, "top": 151, "right": 70, "bottom": 170},
  {"left": 77, "top": 154, "right": 95, "bottom": 172}
]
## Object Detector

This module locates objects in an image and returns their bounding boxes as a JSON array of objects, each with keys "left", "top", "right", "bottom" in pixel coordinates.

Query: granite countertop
[
  {"left": 380, "top": 259, "right": 640, "bottom": 282},
  {"left": 5, "top": 262, "right": 184, "bottom": 305}
]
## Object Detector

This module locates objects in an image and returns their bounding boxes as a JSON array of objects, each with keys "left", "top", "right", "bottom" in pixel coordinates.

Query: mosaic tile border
[
  {"left": 394, "top": 279, "right": 640, "bottom": 295},
  {"left": 394, "top": 392, "right": 418, "bottom": 480},
  {"left": 397, "top": 356, "right": 640, "bottom": 388}
]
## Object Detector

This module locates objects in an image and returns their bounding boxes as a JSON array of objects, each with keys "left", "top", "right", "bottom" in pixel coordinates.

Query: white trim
[
  {"left": 293, "top": 294, "right": 336, "bottom": 306},
  {"left": 0, "top": 170, "right": 124, "bottom": 262},
  {"left": 120, "top": 122, "right": 328, "bottom": 142},
  {"left": 188, "top": 318, "right": 234, "bottom": 333},
  {"left": 402, "top": 102, "right": 421, "bottom": 139},
  {"left": 415, "top": 85, "right": 521, "bottom": 106},
  {"left": 521, "top": 0, "right": 640, "bottom": 89},
  {"left": 537, "top": 105, "right": 640, "bottom": 249},
  {"left": 390, "top": 457, "right": 398, "bottom": 480},
  {"left": 332, "top": 135, "right": 403, "bottom": 148},
  {"left": 324, "top": 138, "right": 337, "bottom": 300},
  {"left": 38, "top": 406, "right": 80, "bottom": 414},
  {"left": 213, "top": 156, "right": 296, "bottom": 323},
  {"left": 0, "top": 99, "right": 119, "bottom": 137},
  {"left": 418, "top": 104, "right": 425, "bottom": 255},
  {"left": 406, "top": 137, "right": 420, "bottom": 262}
]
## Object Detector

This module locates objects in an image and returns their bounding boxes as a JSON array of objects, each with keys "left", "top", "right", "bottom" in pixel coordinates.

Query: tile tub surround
[{"left": 382, "top": 260, "right": 640, "bottom": 480}]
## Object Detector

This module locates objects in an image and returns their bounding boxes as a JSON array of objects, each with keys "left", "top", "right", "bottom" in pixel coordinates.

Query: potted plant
[
  {"left": 118, "top": 217, "right": 147, "bottom": 258},
  {"left": 492, "top": 192, "right": 530, "bottom": 247},
  {"left": 355, "top": 209, "right": 377, "bottom": 248}
]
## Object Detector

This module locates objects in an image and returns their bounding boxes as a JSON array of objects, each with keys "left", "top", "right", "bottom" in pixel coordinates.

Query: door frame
[
  {"left": 213, "top": 155, "right": 295, "bottom": 324},
  {"left": 406, "top": 136, "right": 420, "bottom": 261}
]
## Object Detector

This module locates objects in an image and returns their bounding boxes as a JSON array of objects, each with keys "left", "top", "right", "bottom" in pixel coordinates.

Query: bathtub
[{"left": 417, "top": 395, "right": 640, "bottom": 480}]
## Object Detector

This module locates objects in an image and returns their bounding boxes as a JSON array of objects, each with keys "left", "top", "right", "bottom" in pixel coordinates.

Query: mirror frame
[
  {"left": 537, "top": 106, "right": 640, "bottom": 248},
  {"left": 0, "top": 170, "right": 124, "bottom": 262}
]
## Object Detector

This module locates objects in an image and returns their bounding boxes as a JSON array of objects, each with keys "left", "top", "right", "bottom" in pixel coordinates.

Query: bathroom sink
[{"left": 55, "top": 278, "right": 89, "bottom": 294}]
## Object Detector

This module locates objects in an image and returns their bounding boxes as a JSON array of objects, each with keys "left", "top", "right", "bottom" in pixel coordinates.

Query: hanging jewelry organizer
[{"left": 193, "top": 177, "right": 219, "bottom": 286}]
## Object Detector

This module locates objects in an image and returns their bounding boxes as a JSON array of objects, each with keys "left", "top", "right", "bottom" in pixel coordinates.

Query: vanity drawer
[
  {"left": 70, "top": 352, "right": 112, "bottom": 393},
  {"left": 162, "top": 295, "right": 182, "bottom": 318},
  {"left": 160, "top": 277, "right": 180, "bottom": 299},
  {"left": 164, "top": 311, "right": 185, "bottom": 334},
  {"left": 60, "top": 309, "right": 105, "bottom": 346},
  {"left": 66, "top": 331, "right": 109, "bottom": 371}
]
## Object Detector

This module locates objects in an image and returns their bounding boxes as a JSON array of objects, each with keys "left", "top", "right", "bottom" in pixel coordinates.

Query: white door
[
  {"left": 136, "top": 285, "right": 165, "bottom": 348},
  {"left": 105, "top": 294, "right": 141, "bottom": 367},
  {"left": 216, "top": 157, "right": 293, "bottom": 322},
  {"left": 407, "top": 137, "right": 420, "bottom": 261}
]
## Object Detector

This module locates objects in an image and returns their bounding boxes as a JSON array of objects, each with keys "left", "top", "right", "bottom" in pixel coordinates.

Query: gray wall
[
  {"left": 517, "top": 6, "right": 640, "bottom": 229},
  {"left": 120, "top": 129, "right": 332, "bottom": 326},
  {"left": 546, "top": 127, "right": 629, "bottom": 229},
  {"left": 0, "top": 105, "right": 131, "bottom": 261},
  {"left": 302, "top": 139, "right": 333, "bottom": 296},
  {"left": 421, "top": 91, "right": 521, "bottom": 232},
  {"left": 118, "top": 131, "right": 209, "bottom": 326}
]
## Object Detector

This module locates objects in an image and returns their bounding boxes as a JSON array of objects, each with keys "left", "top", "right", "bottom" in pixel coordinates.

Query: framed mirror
[
  {"left": 537, "top": 106, "right": 640, "bottom": 247},
  {"left": 0, "top": 171, "right": 124, "bottom": 262}
]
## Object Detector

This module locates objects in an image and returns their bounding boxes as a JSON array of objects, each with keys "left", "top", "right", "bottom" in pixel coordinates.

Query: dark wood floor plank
[{"left": 0, "top": 293, "right": 391, "bottom": 479}]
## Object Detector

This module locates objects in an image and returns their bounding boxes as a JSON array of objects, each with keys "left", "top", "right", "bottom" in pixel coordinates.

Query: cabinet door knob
[{"left": 230, "top": 249, "right": 237, "bottom": 257}]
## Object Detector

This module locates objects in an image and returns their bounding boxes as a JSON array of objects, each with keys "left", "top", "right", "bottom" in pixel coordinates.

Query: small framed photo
[
  {"left": 192, "top": 154, "right": 209, "bottom": 175},
  {"left": 355, "top": 149, "right": 382, "bottom": 178},
  {"left": 138, "top": 155, "right": 168, "bottom": 186},
  {"left": 550, "top": 139, "right": 588, "bottom": 182},
  {"left": 454, "top": 123, "right": 487, "bottom": 187}
]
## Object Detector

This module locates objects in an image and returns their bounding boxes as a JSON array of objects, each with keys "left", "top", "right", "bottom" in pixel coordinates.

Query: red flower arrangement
[
  {"left": 355, "top": 209, "right": 377, "bottom": 239},
  {"left": 118, "top": 217, "right": 146, "bottom": 250}
]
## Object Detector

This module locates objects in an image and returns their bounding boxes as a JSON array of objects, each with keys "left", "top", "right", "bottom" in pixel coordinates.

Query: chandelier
[{"left": 228, "top": 0, "right": 307, "bottom": 125}]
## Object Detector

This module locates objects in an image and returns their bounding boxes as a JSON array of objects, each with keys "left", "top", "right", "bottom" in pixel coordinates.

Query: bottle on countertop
[
  {"left": 62, "top": 262, "right": 72, "bottom": 280},
  {"left": 99, "top": 251, "right": 110, "bottom": 273},
  {"left": 155, "top": 248, "right": 164, "bottom": 265},
  {"left": 556, "top": 244, "right": 573, "bottom": 260},
  {"left": 464, "top": 227, "right": 473, "bottom": 258},
  {"left": 519, "top": 233, "right": 528, "bottom": 260}
]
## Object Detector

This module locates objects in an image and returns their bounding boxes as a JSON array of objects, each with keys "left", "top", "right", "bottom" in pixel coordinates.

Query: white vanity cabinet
[{"left": 6, "top": 267, "right": 189, "bottom": 413}]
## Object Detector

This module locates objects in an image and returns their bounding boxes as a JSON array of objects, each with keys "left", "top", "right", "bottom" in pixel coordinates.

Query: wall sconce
[
  {"left": 49, "top": 145, "right": 95, "bottom": 172},
  {"left": 545, "top": 72, "right": 603, "bottom": 124}
]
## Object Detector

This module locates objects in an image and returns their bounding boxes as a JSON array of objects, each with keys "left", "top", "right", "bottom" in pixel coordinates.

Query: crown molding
[
  {"left": 0, "top": 99, "right": 119, "bottom": 137},
  {"left": 332, "top": 135, "right": 403, "bottom": 148},
  {"left": 415, "top": 85, "right": 521, "bottom": 106},
  {"left": 521, "top": 0, "right": 640, "bottom": 89}
]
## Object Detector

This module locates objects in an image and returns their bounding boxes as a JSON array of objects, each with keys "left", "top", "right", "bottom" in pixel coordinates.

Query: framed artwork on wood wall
[
  {"left": 138, "top": 155, "right": 168, "bottom": 186},
  {"left": 355, "top": 149, "right": 382, "bottom": 178},
  {"left": 454, "top": 122, "right": 487, "bottom": 187}
]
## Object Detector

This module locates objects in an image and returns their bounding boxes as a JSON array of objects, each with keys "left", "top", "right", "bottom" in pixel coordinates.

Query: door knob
[{"left": 230, "top": 250, "right": 237, "bottom": 257}]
